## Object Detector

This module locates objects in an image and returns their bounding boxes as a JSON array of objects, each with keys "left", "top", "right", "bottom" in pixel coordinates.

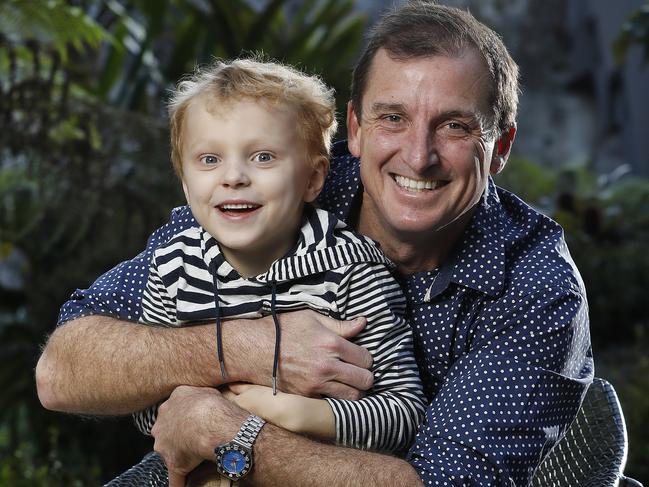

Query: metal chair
[
  {"left": 532, "top": 377, "right": 643, "bottom": 487},
  {"left": 104, "top": 451, "right": 168, "bottom": 487},
  {"left": 105, "top": 378, "right": 643, "bottom": 487}
]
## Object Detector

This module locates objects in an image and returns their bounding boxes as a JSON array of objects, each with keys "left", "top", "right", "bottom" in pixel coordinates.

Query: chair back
[{"left": 532, "top": 377, "right": 642, "bottom": 487}]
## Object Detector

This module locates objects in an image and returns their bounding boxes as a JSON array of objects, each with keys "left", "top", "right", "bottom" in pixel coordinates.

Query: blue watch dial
[{"left": 221, "top": 450, "right": 247, "bottom": 474}]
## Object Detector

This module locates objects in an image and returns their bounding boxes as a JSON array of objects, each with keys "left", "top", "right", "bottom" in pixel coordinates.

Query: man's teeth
[
  {"left": 394, "top": 175, "right": 440, "bottom": 191},
  {"left": 220, "top": 204, "right": 258, "bottom": 210}
]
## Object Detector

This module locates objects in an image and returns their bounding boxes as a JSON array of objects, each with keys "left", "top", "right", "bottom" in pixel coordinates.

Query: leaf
[{"left": 0, "top": 0, "right": 111, "bottom": 62}]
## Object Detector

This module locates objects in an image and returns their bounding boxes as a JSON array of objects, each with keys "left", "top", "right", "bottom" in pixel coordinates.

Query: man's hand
[
  {"left": 246, "top": 310, "right": 373, "bottom": 400},
  {"left": 151, "top": 385, "right": 247, "bottom": 487}
]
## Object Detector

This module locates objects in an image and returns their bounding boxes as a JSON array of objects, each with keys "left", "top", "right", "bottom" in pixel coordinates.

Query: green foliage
[
  {"left": 614, "top": 0, "right": 649, "bottom": 65},
  {"left": 93, "top": 0, "right": 365, "bottom": 126},
  {"left": 0, "top": 0, "right": 108, "bottom": 62}
]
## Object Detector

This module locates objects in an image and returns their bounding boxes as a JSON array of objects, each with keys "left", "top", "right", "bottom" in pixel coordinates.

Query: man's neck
[{"left": 357, "top": 200, "right": 475, "bottom": 276}]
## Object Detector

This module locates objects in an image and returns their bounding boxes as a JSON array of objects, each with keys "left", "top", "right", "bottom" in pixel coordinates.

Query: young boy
[{"left": 133, "top": 58, "right": 425, "bottom": 471}]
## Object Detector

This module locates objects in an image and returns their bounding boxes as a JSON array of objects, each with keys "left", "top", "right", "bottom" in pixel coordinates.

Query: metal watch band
[{"left": 232, "top": 414, "right": 266, "bottom": 450}]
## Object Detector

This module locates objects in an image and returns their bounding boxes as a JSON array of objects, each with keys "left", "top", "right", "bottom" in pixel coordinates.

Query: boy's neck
[{"left": 217, "top": 228, "right": 301, "bottom": 278}]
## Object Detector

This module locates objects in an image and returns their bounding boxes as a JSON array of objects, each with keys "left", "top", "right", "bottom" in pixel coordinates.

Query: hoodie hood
[{"left": 199, "top": 205, "right": 393, "bottom": 285}]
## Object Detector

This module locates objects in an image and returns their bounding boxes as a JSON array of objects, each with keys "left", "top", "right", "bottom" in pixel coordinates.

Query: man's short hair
[
  {"left": 169, "top": 57, "right": 338, "bottom": 177},
  {"left": 351, "top": 0, "right": 519, "bottom": 136}
]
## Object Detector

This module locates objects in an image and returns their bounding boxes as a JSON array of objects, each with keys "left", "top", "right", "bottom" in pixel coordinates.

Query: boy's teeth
[
  {"left": 221, "top": 204, "right": 257, "bottom": 210},
  {"left": 394, "top": 175, "right": 440, "bottom": 191}
]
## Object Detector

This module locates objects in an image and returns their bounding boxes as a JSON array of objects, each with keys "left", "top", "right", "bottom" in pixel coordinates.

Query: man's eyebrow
[
  {"left": 442, "top": 109, "right": 480, "bottom": 120},
  {"left": 369, "top": 102, "right": 407, "bottom": 114}
]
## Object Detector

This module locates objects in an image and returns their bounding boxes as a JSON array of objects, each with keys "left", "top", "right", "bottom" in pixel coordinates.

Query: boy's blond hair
[{"left": 169, "top": 58, "right": 338, "bottom": 177}]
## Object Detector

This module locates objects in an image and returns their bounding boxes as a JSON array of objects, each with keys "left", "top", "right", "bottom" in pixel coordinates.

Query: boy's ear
[
  {"left": 490, "top": 125, "right": 516, "bottom": 175},
  {"left": 304, "top": 156, "right": 328, "bottom": 203},
  {"left": 181, "top": 179, "right": 191, "bottom": 204}
]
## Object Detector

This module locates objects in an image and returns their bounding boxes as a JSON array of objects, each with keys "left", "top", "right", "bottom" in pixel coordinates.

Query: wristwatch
[{"left": 215, "top": 414, "right": 266, "bottom": 481}]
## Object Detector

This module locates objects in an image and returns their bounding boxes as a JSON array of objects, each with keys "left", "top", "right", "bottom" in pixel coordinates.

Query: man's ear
[
  {"left": 346, "top": 101, "right": 361, "bottom": 157},
  {"left": 490, "top": 125, "right": 516, "bottom": 175},
  {"left": 304, "top": 156, "right": 329, "bottom": 203}
]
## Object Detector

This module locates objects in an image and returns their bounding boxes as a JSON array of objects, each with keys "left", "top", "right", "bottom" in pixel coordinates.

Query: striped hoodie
[{"left": 134, "top": 206, "right": 426, "bottom": 453}]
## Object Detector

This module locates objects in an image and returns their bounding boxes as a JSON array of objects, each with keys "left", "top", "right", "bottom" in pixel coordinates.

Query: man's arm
[
  {"left": 150, "top": 386, "right": 423, "bottom": 487},
  {"left": 406, "top": 286, "right": 593, "bottom": 485},
  {"left": 251, "top": 422, "right": 423, "bottom": 487},
  {"left": 35, "top": 312, "right": 373, "bottom": 415},
  {"left": 35, "top": 206, "right": 374, "bottom": 415}
]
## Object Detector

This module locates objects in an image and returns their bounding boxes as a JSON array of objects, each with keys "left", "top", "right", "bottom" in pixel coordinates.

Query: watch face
[
  {"left": 216, "top": 444, "right": 251, "bottom": 479},
  {"left": 222, "top": 450, "right": 247, "bottom": 474}
]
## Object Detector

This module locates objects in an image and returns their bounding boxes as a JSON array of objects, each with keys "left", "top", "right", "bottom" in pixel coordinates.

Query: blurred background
[{"left": 1, "top": 0, "right": 648, "bottom": 484}]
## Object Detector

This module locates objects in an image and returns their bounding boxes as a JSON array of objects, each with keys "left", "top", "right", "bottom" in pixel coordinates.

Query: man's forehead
[
  {"left": 362, "top": 48, "right": 492, "bottom": 114},
  {"left": 367, "top": 48, "right": 489, "bottom": 86}
]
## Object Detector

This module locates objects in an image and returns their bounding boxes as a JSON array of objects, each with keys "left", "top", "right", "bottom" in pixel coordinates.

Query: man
[{"left": 36, "top": 1, "right": 593, "bottom": 485}]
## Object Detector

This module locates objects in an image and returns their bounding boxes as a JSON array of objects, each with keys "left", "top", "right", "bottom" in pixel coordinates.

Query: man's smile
[{"left": 393, "top": 174, "right": 448, "bottom": 192}]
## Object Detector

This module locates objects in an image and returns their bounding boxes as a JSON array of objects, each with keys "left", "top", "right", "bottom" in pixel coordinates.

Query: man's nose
[
  {"left": 402, "top": 121, "right": 438, "bottom": 173},
  {"left": 221, "top": 159, "right": 250, "bottom": 187}
]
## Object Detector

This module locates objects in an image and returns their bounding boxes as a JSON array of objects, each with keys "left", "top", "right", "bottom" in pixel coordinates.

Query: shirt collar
[{"left": 446, "top": 178, "right": 506, "bottom": 298}]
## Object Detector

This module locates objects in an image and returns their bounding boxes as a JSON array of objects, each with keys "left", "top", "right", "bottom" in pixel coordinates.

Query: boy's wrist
[{"left": 294, "top": 397, "right": 336, "bottom": 440}]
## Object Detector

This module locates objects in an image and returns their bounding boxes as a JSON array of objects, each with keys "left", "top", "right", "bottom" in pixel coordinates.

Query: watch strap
[{"left": 232, "top": 414, "right": 266, "bottom": 450}]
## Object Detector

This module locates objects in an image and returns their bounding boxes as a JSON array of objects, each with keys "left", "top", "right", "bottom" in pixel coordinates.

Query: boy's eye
[
  {"left": 254, "top": 152, "right": 274, "bottom": 163},
  {"left": 200, "top": 155, "right": 219, "bottom": 165}
]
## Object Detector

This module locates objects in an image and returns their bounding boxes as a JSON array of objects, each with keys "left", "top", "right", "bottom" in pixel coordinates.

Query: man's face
[
  {"left": 180, "top": 97, "right": 324, "bottom": 276},
  {"left": 348, "top": 49, "right": 513, "bottom": 250}
]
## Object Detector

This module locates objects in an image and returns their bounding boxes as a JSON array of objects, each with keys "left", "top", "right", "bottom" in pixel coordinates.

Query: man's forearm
[
  {"left": 151, "top": 386, "right": 422, "bottom": 487},
  {"left": 249, "top": 424, "right": 422, "bottom": 487},
  {"left": 36, "top": 310, "right": 372, "bottom": 416},
  {"left": 35, "top": 315, "right": 270, "bottom": 415}
]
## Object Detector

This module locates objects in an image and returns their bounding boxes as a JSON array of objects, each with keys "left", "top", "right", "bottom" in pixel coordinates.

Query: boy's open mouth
[{"left": 216, "top": 203, "right": 262, "bottom": 215}]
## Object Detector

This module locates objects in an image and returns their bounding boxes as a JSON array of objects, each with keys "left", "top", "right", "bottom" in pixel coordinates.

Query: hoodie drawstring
[
  {"left": 211, "top": 261, "right": 226, "bottom": 380},
  {"left": 270, "top": 280, "right": 281, "bottom": 395},
  {"left": 211, "top": 260, "right": 280, "bottom": 392}
]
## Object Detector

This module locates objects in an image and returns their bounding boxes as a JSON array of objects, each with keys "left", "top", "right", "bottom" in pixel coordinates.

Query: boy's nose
[{"left": 221, "top": 160, "right": 251, "bottom": 187}]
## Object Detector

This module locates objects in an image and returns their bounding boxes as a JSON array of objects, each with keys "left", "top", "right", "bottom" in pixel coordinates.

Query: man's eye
[
  {"left": 254, "top": 152, "right": 274, "bottom": 163},
  {"left": 200, "top": 155, "right": 219, "bottom": 165},
  {"left": 384, "top": 114, "right": 402, "bottom": 123},
  {"left": 446, "top": 121, "right": 469, "bottom": 131}
]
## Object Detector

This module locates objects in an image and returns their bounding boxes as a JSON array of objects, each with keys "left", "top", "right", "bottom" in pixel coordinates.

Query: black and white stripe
[{"left": 135, "top": 207, "right": 426, "bottom": 453}]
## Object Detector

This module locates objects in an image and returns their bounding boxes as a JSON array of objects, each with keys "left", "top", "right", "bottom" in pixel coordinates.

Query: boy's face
[{"left": 180, "top": 96, "right": 325, "bottom": 277}]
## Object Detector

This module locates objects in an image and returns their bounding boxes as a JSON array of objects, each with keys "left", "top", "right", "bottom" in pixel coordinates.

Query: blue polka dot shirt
[{"left": 58, "top": 141, "right": 594, "bottom": 486}]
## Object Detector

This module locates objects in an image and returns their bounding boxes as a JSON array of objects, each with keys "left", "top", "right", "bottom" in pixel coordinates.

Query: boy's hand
[
  {"left": 243, "top": 310, "right": 373, "bottom": 401},
  {"left": 223, "top": 383, "right": 336, "bottom": 440}
]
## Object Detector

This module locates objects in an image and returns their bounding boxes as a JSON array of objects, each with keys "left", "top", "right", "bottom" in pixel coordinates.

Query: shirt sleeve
[
  {"left": 140, "top": 255, "right": 177, "bottom": 326},
  {"left": 132, "top": 254, "right": 178, "bottom": 435},
  {"left": 57, "top": 206, "right": 194, "bottom": 326},
  {"left": 407, "top": 285, "right": 593, "bottom": 486},
  {"left": 325, "top": 263, "right": 427, "bottom": 454}
]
